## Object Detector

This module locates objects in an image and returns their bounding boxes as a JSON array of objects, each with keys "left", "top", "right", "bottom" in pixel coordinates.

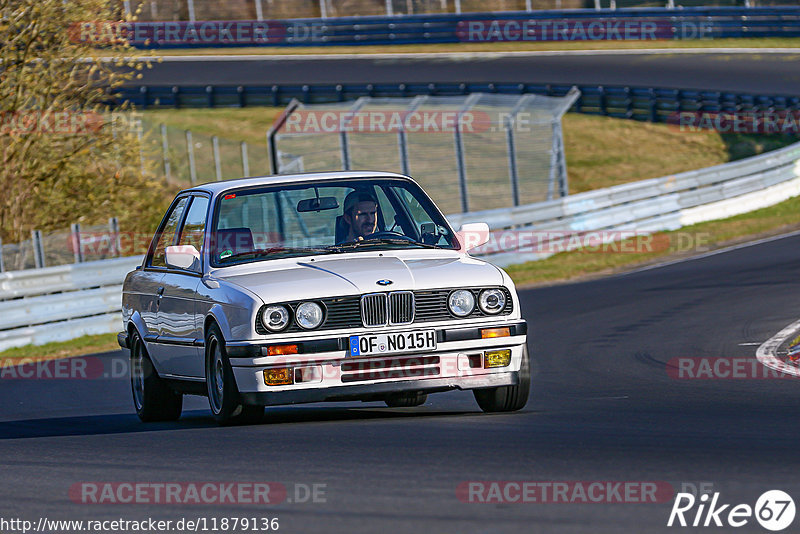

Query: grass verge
[
  {"left": 144, "top": 108, "right": 796, "bottom": 192},
  {"left": 505, "top": 194, "right": 800, "bottom": 287},
  {"left": 0, "top": 333, "right": 120, "bottom": 363},
  {"left": 127, "top": 38, "right": 800, "bottom": 56}
]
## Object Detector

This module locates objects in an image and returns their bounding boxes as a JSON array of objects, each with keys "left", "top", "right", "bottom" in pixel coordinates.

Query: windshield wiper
[
  {"left": 331, "top": 238, "right": 443, "bottom": 251},
  {"left": 218, "top": 246, "right": 334, "bottom": 263}
]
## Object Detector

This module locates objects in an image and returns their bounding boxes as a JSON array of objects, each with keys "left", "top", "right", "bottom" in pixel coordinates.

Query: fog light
[
  {"left": 484, "top": 349, "right": 511, "bottom": 368},
  {"left": 267, "top": 344, "right": 299, "bottom": 356},
  {"left": 481, "top": 327, "right": 510, "bottom": 339},
  {"left": 264, "top": 367, "right": 293, "bottom": 386}
]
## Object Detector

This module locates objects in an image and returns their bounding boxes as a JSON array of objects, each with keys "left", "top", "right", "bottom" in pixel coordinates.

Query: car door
[{"left": 151, "top": 194, "right": 210, "bottom": 379}]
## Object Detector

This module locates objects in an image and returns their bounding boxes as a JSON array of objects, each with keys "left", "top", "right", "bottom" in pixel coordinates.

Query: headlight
[
  {"left": 295, "top": 301, "right": 324, "bottom": 330},
  {"left": 479, "top": 288, "right": 506, "bottom": 314},
  {"left": 262, "top": 305, "right": 290, "bottom": 332},
  {"left": 448, "top": 289, "right": 475, "bottom": 317}
]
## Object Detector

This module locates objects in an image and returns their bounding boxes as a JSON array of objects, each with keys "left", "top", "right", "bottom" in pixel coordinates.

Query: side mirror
[
  {"left": 165, "top": 245, "right": 201, "bottom": 271},
  {"left": 457, "top": 222, "right": 490, "bottom": 252}
]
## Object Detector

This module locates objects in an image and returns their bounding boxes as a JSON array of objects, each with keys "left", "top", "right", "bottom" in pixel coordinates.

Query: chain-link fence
[
  {"left": 126, "top": 0, "right": 763, "bottom": 22},
  {"left": 0, "top": 220, "right": 122, "bottom": 273},
  {"left": 141, "top": 121, "right": 271, "bottom": 186},
  {"left": 268, "top": 90, "right": 579, "bottom": 215}
]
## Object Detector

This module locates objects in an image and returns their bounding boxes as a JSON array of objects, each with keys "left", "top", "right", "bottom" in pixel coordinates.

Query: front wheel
[
  {"left": 473, "top": 345, "right": 530, "bottom": 413},
  {"left": 205, "top": 324, "right": 263, "bottom": 426},
  {"left": 129, "top": 330, "right": 182, "bottom": 422}
]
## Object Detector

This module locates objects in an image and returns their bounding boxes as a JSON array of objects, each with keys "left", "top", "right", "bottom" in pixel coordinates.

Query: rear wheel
[
  {"left": 473, "top": 345, "right": 530, "bottom": 413},
  {"left": 129, "top": 330, "right": 182, "bottom": 422},
  {"left": 384, "top": 392, "right": 427, "bottom": 407},
  {"left": 205, "top": 324, "right": 263, "bottom": 426}
]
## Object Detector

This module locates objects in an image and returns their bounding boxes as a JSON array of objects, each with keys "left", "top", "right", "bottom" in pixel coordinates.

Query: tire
[
  {"left": 473, "top": 345, "right": 530, "bottom": 413},
  {"left": 384, "top": 392, "right": 428, "bottom": 407},
  {"left": 129, "top": 330, "right": 182, "bottom": 422},
  {"left": 205, "top": 324, "right": 263, "bottom": 426}
]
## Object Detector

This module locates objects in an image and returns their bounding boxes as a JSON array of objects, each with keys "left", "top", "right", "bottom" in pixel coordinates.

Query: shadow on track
[{"left": 0, "top": 406, "right": 477, "bottom": 440}]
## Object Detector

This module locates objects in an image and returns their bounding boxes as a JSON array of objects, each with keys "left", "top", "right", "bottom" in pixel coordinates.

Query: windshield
[{"left": 210, "top": 178, "right": 457, "bottom": 267}]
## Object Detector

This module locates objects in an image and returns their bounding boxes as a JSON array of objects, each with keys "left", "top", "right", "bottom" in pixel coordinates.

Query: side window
[
  {"left": 149, "top": 196, "right": 189, "bottom": 268},
  {"left": 177, "top": 196, "right": 209, "bottom": 253},
  {"left": 175, "top": 196, "right": 209, "bottom": 272}
]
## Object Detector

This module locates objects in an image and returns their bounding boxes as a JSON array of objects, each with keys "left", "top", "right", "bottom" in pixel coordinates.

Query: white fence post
[
  {"left": 454, "top": 0, "right": 462, "bottom": 14},
  {"left": 0, "top": 238, "right": 4, "bottom": 273},
  {"left": 241, "top": 141, "right": 250, "bottom": 177},
  {"left": 255, "top": 0, "right": 264, "bottom": 20},
  {"left": 186, "top": 130, "right": 197, "bottom": 185},
  {"left": 212, "top": 135, "right": 222, "bottom": 181},
  {"left": 70, "top": 223, "right": 83, "bottom": 264},
  {"left": 109, "top": 217, "right": 120, "bottom": 258},
  {"left": 386, "top": 0, "right": 393, "bottom": 16},
  {"left": 31, "top": 230, "right": 44, "bottom": 269},
  {"left": 187, "top": 0, "right": 196, "bottom": 22},
  {"left": 160, "top": 123, "right": 171, "bottom": 182},
  {"left": 319, "top": 0, "right": 328, "bottom": 18}
]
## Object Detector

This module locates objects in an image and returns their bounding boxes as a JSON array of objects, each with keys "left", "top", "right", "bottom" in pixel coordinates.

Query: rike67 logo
[{"left": 668, "top": 490, "right": 795, "bottom": 531}]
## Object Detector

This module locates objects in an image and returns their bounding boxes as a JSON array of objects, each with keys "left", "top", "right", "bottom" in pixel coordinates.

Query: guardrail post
[
  {"left": 525, "top": 0, "right": 532, "bottom": 10},
  {"left": 160, "top": 123, "right": 171, "bottom": 182},
  {"left": 187, "top": 0, "right": 196, "bottom": 22},
  {"left": 212, "top": 135, "right": 222, "bottom": 181},
  {"left": 0, "top": 238, "right": 5, "bottom": 273},
  {"left": 70, "top": 223, "right": 83, "bottom": 264},
  {"left": 206, "top": 85, "right": 215, "bottom": 108},
  {"left": 241, "top": 141, "right": 250, "bottom": 177},
  {"left": 255, "top": 0, "right": 264, "bottom": 20},
  {"left": 454, "top": 0, "right": 461, "bottom": 14},
  {"left": 340, "top": 131, "right": 351, "bottom": 171},
  {"left": 666, "top": 0, "right": 675, "bottom": 8},
  {"left": 506, "top": 122, "right": 520, "bottom": 207},
  {"left": 31, "top": 230, "right": 44, "bottom": 269},
  {"left": 319, "top": 0, "right": 328, "bottom": 18},
  {"left": 385, "top": 0, "right": 393, "bottom": 16},
  {"left": 123, "top": 1, "right": 131, "bottom": 16},
  {"left": 109, "top": 217, "right": 120, "bottom": 258},
  {"left": 186, "top": 130, "right": 197, "bottom": 185}
]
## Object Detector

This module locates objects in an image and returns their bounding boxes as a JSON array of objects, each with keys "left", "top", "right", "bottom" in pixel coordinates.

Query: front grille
[
  {"left": 388, "top": 291, "right": 414, "bottom": 325},
  {"left": 256, "top": 287, "right": 513, "bottom": 335},
  {"left": 361, "top": 293, "right": 388, "bottom": 327}
]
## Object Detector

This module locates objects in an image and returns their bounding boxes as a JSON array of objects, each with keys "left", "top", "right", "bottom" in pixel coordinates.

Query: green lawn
[{"left": 0, "top": 334, "right": 120, "bottom": 362}]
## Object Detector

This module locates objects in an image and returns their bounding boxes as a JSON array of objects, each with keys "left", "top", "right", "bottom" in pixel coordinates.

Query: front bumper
[
  {"left": 228, "top": 321, "right": 527, "bottom": 406},
  {"left": 240, "top": 371, "right": 517, "bottom": 406}
]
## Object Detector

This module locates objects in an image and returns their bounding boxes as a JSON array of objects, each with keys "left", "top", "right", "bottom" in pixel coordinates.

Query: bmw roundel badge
[{"left": 376, "top": 279, "right": 393, "bottom": 286}]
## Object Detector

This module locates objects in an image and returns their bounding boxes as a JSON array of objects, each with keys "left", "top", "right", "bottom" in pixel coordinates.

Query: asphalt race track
[
  {"left": 138, "top": 51, "right": 800, "bottom": 94},
  {"left": 3, "top": 233, "right": 800, "bottom": 533}
]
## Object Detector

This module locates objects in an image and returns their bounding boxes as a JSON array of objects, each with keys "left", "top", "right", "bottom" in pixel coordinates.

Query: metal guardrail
[
  {"left": 119, "top": 83, "right": 800, "bottom": 124},
  {"left": 121, "top": 7, "right": 800, "bottom": 48},
  {"left": 0, "top": 257, "right": 142, "bottom": 352},
  {"left": 449, "top": 140, "right": 800, "bottom": 265}
]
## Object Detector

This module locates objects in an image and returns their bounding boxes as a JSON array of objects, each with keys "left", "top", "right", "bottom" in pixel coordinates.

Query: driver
[{"left": 342, "top": 190, "right": 379, "bottom": 241}]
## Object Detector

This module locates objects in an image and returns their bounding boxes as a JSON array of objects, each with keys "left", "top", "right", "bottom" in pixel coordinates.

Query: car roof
[{"left": 182, "top": 171, "right": 413, "bottom": 197}]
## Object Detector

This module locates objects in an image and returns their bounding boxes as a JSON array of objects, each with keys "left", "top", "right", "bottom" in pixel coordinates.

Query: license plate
[{"left": 349, "top": 330, "right": 437, "bottom": 357}]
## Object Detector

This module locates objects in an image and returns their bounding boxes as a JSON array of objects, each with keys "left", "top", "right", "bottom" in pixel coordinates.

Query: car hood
[{"left": 213, "top": 252, "right": 502, "bottom": 304}]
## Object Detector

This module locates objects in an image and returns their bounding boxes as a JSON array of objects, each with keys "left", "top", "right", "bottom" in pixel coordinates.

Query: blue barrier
[
  {"left": 119, "top": 83, "right": 800, "bottom": 128},
  {"left": 106, "top": 7, "right": 800, "bottom": 48}
]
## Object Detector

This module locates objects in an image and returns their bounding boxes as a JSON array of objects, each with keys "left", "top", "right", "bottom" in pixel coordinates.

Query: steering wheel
[{"left": 366, "top": 230, "right": 416, "bottom": 242}]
